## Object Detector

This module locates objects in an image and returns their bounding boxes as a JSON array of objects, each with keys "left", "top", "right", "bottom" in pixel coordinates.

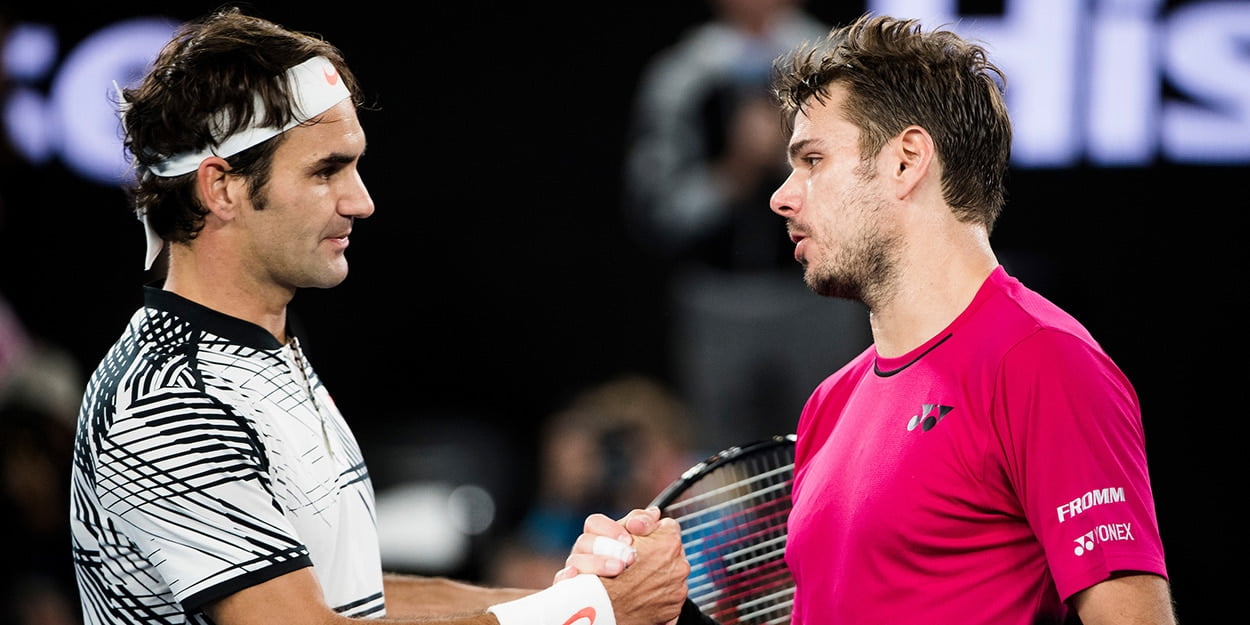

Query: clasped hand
[{"left": 556, "top": 507, "right": 689, "bottom": 625}]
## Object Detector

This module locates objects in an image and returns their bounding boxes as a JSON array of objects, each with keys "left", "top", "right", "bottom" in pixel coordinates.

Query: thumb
[
  {"left": 552, "top": 566, "right": 577, "bottom": 584},
  {"left": 624, "top": 506, "right": 663, "bottom": 536}
]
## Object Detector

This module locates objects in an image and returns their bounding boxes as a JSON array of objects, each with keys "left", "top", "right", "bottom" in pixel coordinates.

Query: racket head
[{"left": 650, "top": 434, "right": 797, "bottom": 625}]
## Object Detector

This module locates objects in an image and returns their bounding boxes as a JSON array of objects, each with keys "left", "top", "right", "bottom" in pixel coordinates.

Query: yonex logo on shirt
[
  {"left": 1072, "top": 522, "right": 1136, "bottom": 556},
  {"left": 906, "top": 403, "right": 954, "bottom": 432}
]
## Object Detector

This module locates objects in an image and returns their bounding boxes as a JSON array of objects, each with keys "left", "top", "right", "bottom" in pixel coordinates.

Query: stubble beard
[
  {"left": 804, "top": 213, "right": 898, "bottom": 311},
  {"left": 806, "top": 261, "right": 861, "bottom": 301},
  {"left": 249, "top": 184, "right": 349, "bottom": 291}
]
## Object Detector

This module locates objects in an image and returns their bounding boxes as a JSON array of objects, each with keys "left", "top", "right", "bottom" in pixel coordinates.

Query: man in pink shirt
[{"left": 573, "top": 12, "right": 1176, "bottom": 625}]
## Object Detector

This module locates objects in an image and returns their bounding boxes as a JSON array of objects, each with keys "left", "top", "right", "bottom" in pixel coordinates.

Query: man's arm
[
  {"left": 382, "top": 574, "right": 531, "bottom": 619},
  {"left": 206, "top": 519, "right": 688, "bottom": 625},
  {"left": 207, "top": 567, "right": 499, "bottom": 624},
  {"left": 1070, "top": 573, "right": 1177, "bottom": 625}
]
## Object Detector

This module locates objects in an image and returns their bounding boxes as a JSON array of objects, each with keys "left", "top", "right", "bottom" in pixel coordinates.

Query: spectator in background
[
  {"left": 490, "top": 374, "right": 697, "bottom": 590},
  {"left": 623, "top": 0, "right": 871, "bottom": 452},
  {"left": 1, "top": 338, "right": 83, "bottom": 625}
]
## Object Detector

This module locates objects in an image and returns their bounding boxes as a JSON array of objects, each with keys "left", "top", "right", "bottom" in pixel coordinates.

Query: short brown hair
[
  {"left": 771, "top": 13, "right": 1012, "bottom": 230},
  {"left": 119, "top": 6, "right": 366, "bottom": 246}
]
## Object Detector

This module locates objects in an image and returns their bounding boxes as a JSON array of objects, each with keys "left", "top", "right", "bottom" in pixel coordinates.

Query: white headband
[
  {"left": 146, "top": 55, "right": 350, "bottom": 177},
  {"left": 125, "top": 55, "right": 351, "bottom": 270}
]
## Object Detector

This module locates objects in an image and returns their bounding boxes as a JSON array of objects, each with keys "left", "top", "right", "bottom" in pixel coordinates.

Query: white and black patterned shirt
[{"left": 70, "top": 288, "right": 385, "bottom": 624}]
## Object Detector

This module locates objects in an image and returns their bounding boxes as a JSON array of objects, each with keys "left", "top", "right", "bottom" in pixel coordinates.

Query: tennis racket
[{"left": 649, "top": 434, "right": 797, "bottom": 625}]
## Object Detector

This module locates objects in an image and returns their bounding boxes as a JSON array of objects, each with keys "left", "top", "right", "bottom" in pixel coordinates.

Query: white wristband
[{"left": 487, "top": 574, "right": 616, "bottom": 625}]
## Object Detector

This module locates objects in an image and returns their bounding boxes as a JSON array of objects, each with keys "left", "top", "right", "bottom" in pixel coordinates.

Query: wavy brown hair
[
  {"left": 119, "top": 6, "right": 366, "bottom": 247},
  {"left": 771, "top": 13, "right": 1011, "bottom": 231}
]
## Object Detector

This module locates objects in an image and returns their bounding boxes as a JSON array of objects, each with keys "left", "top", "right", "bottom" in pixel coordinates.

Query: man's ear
[
  {"left": 194, "top": 156, "right": 245, "bottom": 221},
  {"left": 890, "top": 125, "right": 935, "bottom": 199}
]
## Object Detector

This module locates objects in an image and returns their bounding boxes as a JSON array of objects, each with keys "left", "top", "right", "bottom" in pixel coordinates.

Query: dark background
[{"left": 0, "top": 2, "right": 1242, "bottom": 624}]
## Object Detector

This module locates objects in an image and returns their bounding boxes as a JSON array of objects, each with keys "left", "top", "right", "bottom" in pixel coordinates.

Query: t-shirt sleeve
[
  {"left": 997, "top": 329, "right": 1168, "bottom": 601},
  {"left": 97, "top": 386, "right": 313, "bottom": 610}
]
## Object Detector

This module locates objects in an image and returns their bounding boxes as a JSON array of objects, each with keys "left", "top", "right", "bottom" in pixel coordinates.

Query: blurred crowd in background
[{"left": 0, "top": 1, "right": 1243, "bottom": 623}]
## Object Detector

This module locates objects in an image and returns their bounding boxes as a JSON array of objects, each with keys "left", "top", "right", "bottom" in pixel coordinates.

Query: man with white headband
[{"left": 69, "top": 7, "right": 691, "bottom": 625}]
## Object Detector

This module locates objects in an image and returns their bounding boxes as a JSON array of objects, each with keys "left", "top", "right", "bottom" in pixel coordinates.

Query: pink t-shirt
[{"left": 786, "top": 266, "right": 1167, "bottom": 625}]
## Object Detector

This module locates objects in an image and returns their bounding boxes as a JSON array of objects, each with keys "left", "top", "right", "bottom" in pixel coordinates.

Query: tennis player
[
  {"left": 572, "top": 12, "right": 1176, "bottom": 625},
  {"left": 68, "top": 7, "right": 689, "bottom": 625}
]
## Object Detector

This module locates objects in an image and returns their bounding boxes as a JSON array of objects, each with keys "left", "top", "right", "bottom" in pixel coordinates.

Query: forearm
[
  {"left": 1071, "top": 573, "right": 1177, "bottom": 625},
  {"left": 383, "top": 573, "right": 533, "bottom": 619}
]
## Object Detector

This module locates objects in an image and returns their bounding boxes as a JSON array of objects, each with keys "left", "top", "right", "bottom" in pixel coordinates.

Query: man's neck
[
  {"left": 869, "top": 231, "right": 998, "bottom": 359},
  {"left": 163, "top": 254, "right": 293, "bottom": 343}
]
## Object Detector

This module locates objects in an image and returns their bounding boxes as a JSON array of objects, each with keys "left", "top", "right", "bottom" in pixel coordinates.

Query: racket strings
[
  {"left": 664, "top": 446, "right": 796, "bottom": 625},
  {"left": 707, "top": 591, "right": 794, "bottom": 625},
  {"left": 693, "top": 560, "right": 793, "bottom": 611},
  {"left": 685, "top": 505, "right": 789, "bottom": 579}
]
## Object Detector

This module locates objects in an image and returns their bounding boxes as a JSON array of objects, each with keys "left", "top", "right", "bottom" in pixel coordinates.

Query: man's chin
[
  {"left": 807, "top": 273, "right": 859, "bottom": 301},
  {"left": 302, "top": 264, "right": 350, "bottom": 290}
]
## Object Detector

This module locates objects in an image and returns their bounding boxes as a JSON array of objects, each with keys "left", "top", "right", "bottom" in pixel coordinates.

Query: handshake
[{"left": 488, "top": 507, "right": 694, "bottom": 625}]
